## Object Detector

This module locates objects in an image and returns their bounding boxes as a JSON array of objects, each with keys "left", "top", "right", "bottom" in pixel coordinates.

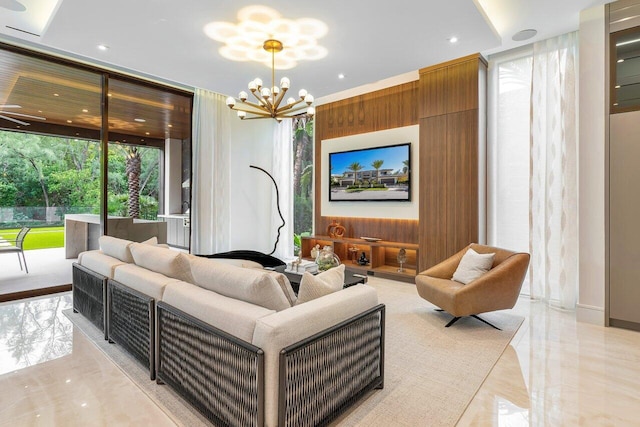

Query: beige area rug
[
  {"left": 333, "top": 277, "right": 524, "bottom": 426},
  {"left": 65, "top": 276, "right": 523, "bottom": 427}
]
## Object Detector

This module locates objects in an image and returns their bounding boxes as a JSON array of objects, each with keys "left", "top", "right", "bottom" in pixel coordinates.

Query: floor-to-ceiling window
[
  {"left": 487, "top": 48, "right": 532, "bottom": 295},
  {"left": 488, "top": 33, "right": 579, "bottom": 307},
  {"left": 0, "top": 43, "right": 192, "bottom": 297}
]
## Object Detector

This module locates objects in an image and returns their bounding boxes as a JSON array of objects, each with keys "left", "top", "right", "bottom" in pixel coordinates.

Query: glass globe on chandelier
[{"left": 225, "top": 39, "right": 315, "bottom": 121}]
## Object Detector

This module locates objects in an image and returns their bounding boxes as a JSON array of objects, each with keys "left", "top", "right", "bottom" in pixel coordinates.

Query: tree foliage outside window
[
  {"left": 292, "top": 117, "right": 313, "bottom": 250},
  {"left": 0, "top": 130, "right": 161, "bottom": 229}
]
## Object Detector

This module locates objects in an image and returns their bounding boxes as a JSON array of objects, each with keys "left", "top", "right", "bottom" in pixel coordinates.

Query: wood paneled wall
[
  {"left": 418, "top": 54, "right": 486, "bottom": 270},
  {"left": 314, "top": 54, "right": 485, "bottom": 273},
  {"left": 314, "top": 82, "right": 420, "bottom": 247}
]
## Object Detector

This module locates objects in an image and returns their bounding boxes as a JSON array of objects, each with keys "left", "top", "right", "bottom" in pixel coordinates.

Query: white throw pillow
[
  {"left": 129, "top": 242, "right": 194, "bottom": 283},
  {"left": 142, "top": 236, "right": 158, "bottom": 245},
  {"left": 451, "top": 248, "right": 495, "bottom": 285},
  {"left": 189, "top": 256, "right": 292, "bottom": 311},
  {"left": 295, "top": 264, "right": 345, "bottom": 305},
  {"left": 99, "top": 236, "right": 134, "bottom": 263}
]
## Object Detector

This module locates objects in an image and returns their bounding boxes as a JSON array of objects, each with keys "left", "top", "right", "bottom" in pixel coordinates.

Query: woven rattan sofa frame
[
  {"left": 278, "top": 304, "right": 385, "bottom": 427},
  {"left": 72, "top": 263, "right": 108, "bottom": 340},
  {"left": 156, "top": 301, "right": 265, "bottom": 427},
  {"left": 107, "top": 279, "right": 156, "bottom": 380}
]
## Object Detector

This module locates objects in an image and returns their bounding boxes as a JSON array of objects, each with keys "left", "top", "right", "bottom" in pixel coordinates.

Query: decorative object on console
[
  {"left": 326, "top": 219, "right": 346, "bottom": 238},
  {"left": 310, "top": 244, "right": 321, "bottom": 260},
  {"left": 315, "top": 245, "right": 340, "bottom": 271},
  {"left": 397, "top": 248, "right": 407, "bottom": 272},
  {"left": 285, "top": 258, "right": 318, "bottom": 275},
  {"left": 249, "top": 165, "right": 284, "bottom": 256},
  {"left": 225, "top": 39, "right": 315, "bottom": 121},
  {"left": 358, "top": 251, "right": 369, "bottom": 266},
  {"left": 348, "top": 245, "right": 359, "bottom": 264}
]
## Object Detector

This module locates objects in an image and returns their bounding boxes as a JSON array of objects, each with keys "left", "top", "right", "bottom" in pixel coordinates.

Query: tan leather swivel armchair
[{"left": 415, "top": 243, "right": 530, "bottom": 329}]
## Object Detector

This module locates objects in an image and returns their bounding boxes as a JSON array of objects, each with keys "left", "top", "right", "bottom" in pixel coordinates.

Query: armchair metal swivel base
[
  {"left": 416, "top": 244, "right": 530, "bottom": 330},
  {"left": 435, "top": 309, "right": 502, "bottom": 330}
]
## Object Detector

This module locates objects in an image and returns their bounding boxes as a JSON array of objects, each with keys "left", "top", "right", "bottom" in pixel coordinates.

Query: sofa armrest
[{"left": 252, "top": 285, "right": 379, "bottom": 427}]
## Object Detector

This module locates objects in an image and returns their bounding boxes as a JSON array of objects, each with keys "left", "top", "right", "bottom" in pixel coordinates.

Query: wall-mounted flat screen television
[{"left": 329, "top": 142, "right": 411, "bottom": 202}]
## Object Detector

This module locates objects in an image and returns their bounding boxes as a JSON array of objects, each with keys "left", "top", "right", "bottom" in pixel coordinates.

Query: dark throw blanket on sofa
[{"left": 196, "top": 250, "right": 285, "bottom": 268}]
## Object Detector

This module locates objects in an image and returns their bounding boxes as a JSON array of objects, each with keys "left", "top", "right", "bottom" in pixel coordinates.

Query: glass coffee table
[{"left": 272, "top": 265, "right": 367, "bottom": 294}]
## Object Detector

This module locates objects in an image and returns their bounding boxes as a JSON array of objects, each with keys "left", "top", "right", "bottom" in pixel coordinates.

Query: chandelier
[{"left": 225, "top": 39, "right": 315, "bottom": 121}]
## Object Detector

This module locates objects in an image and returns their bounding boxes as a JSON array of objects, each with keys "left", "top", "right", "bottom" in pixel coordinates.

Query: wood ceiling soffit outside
[{"left": 0, "top": 48, "right": 191, "bottom": 142}]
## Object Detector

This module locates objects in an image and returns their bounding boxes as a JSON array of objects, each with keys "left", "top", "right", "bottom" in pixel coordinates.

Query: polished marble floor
[{"left": 1, "top": 290, "right": 639, "bottom": 426}]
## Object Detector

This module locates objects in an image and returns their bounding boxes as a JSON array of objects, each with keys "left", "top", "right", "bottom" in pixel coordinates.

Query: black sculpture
[{"left": 250, "top": 165, "right": 284, "bottom": 256}]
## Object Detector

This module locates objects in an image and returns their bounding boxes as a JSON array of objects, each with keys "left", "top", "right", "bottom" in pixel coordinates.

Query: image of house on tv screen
[{"left": 329, "top": 143, "right": 411, "bottom": 201}]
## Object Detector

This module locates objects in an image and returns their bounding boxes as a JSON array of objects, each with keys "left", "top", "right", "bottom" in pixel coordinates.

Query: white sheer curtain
[
  {"left": 270, "top": 120, "right": 294, "bottom": 260},
  {"left": 488, "top": 32, "right": 578, "bottom": 308},
  {"left": 191, "top": 88, "right": 231, "bottom": 254},
  {"left": 529, "top": 32, "right": 579, "bottom": 308}
]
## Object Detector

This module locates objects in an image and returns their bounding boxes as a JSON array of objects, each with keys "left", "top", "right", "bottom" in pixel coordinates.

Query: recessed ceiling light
[
  {"left": 97, "top": 44, "right": 109, "bottom": 51},
  {"left": 67, "top": 120, "right": 72, "bottom": 123},
  {"left": 338, "top": 73, "right": 345, "bottom": 79},
  {"left": 82, "top": 108, "right": 88, "bottom": 113},
  {"left": 512, "top": 29, "right": 538, "bottom": 42},
  {"left": 107, "top": 93, "right": 112, "bottom": 97},
  {"left": 167, "top": 124, "right": 173, "bottom": 128},
  {"left": 145, "top": 132, "right": 150, "bottom": 135},
  {"left": 53, "top": 93, "right": 59, "bottom": 97},
  {"left": 449, "top": 36, "right": 458, "bottom": 44},
  {"left": 134, "top": 118, "right": 146, "bottom": 122}
]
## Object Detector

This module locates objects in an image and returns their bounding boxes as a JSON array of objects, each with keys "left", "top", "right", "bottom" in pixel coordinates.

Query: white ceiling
[{"left": 0, "top": 0, "right": 614, "bottom": 99}]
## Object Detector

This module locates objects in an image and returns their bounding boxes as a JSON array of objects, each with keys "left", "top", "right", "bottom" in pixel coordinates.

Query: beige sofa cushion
[
  {"left": 79, "top": 250, "right": 125, "bottom": 278},
  {"left": 295, "top": 264, "right": 345, "bottom": 305},
  {"left": 113, "top": 264, "right": 180, "bottom": 301},
  {"left": 189, "top": 256, "right": 292, "bottom": 311},
  {"left": 99, "top": 236, "right": 134, "bottom": 263},
  {"left": 252, "top": 284, "right": 379, "bottom": 427},
  {"left": 268, "top": 272, "right": 297, "bottom": 306},
  {"left": 162, "top": 281, "right": 275, "bottom": 342},
  {"left": 129, "top": 243, "right": 194, "bottom": 283},
  {"left": 208, "top": 257, "right": 264, "bottom": 269}
]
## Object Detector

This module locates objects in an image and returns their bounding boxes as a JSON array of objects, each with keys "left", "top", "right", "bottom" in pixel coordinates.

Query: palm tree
[
  {"left": 348, "top": 162, "right": 363, "bottom": 186},
  {"left": 293, "top": 117, "right": 313, "bottom": 196},
  {"left": 402, "top": 159, "right": 409, "bottom": 174},
  {"left": 123, "top": 146, "right": 141, "bottom": 218},
  {"left": 371, "top": 159, "right": 384, "bottom": 184}
]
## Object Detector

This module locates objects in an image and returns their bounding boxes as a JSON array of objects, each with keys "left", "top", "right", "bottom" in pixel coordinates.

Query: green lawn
[{"left": 0, "top": 227, "right": 64, "bottom": 250}]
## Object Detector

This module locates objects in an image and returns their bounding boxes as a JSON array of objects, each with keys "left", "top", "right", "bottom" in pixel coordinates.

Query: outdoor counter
[{"left": 64, "top": 214, "right": 167, "bottom": 259}]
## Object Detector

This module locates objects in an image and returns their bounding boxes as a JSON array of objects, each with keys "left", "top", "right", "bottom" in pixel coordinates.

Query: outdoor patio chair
[{"left": 0, "top": 227, "right": 31, "bottom": 273}]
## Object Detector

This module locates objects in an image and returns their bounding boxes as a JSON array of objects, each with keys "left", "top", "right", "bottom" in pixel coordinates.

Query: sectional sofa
[{"left": 72, "top": 236, "right": 385, "bottom": 426}]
